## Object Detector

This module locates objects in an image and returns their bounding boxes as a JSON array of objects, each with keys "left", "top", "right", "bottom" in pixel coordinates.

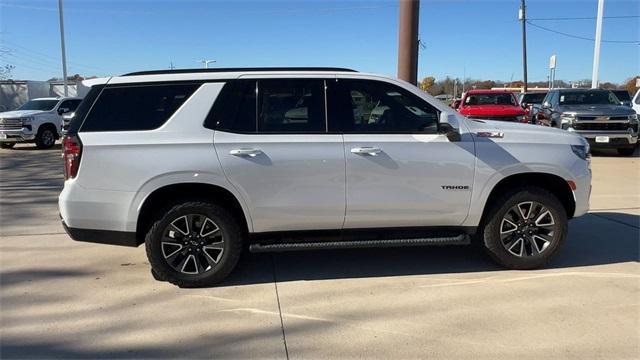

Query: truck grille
[
  {"left": 0, "top": 118, "right": 22, "bottom": 130},
  {"left": 573, "top": 122, "right": 630, "bottom": 131},
  {"left": 577, "top": 116, "right": 629, "bottom": 121}
]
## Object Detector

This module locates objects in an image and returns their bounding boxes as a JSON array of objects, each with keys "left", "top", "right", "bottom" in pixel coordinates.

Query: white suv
[
  {"left": 59, "top": 68, "right": 591, "bottom": 287},
  {"left": 0, "top": 97, "right": 82, "bottom": 149}
]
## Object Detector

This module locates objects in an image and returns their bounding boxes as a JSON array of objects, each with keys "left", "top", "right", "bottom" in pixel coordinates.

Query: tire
[
  {"left": 0, "top": 143, "right": 15, "bottom": 149},
  {"left": 617, "top": 147, "right": 636, "bottom": 156},
  {"left": 482, "top": 186, "right": 567, "bottom": 270},
  {"left": 145, "top": 201, "right": 243, "bottom": 287},
  {"left": 35, "top": 126, "right": 56, "bottom": 149}
]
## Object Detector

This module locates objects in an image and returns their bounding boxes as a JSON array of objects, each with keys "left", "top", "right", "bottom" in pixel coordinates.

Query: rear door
[
  {"left": 214, "top": 78, "right": 346, "bottom": 233},
  {"left": 327, "top": 78, "right": 475, "bottom": 229}
]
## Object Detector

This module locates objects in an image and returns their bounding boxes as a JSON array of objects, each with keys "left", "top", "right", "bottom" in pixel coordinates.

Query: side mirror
[
  {"left": 57, "top": 107, "right": 69, "bottom": 115},
  {"left": 439, "top": 112, "right": 461, "bottom": 142}
]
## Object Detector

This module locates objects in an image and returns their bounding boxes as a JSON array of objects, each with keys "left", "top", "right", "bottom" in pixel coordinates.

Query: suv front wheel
[
  {"left": 145, "top": 201, "right": 243, "bottom": 287},
  {"left": 35, "top": 125, "right": 57, "bottom": 149},
  {"left": 482, "top": 187, "right": 567, "bottom": 269}
]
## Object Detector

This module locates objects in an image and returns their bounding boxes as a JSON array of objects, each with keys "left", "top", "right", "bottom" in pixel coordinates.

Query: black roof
[{"left": 123, "top": 67, "right": 357, "bottom": 76}]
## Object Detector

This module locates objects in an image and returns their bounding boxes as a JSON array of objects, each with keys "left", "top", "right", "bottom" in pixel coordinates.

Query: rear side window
[
  {"left": 258, "top": 79, "right": 326, "bottom": 133},
  {"left": 80, "top": 83, "right": 200, "bottom": 132},
  {"left": 206, "top": 80, "right": 256, "bottom": 133},
  {"left": 67, "top": 85, "right": 105, "bottom": 135}
]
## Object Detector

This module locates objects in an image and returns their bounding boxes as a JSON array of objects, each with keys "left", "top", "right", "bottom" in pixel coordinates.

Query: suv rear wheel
[
  {"left": 145, "top": 201, "right": 243, "bottom": 287},
  {"left": 35, "top": 125, "right": 56, "bottom": 149},
  {"left": 482, "top": 187, "right": 567, "bottom": 269}
]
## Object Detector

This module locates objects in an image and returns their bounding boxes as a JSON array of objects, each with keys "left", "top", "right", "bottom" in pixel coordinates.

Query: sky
[{"left": 1, "top": 0, "right": 638, "bottom": 84}]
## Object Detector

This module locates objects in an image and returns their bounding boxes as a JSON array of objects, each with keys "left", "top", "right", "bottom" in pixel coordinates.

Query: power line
[
  {"left": 527, "top": 15, "right": 640, "bottom": 21},
  {"left": 526, "top": 21, "right": 639, "bottom": 44},
  {"left": 3, "top": 40, "right": 108, "bottom": 72}
]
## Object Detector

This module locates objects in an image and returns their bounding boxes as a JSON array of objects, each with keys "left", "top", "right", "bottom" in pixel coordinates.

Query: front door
[{"left": 327, "top": 78, "right": 476, "bottom": 229}]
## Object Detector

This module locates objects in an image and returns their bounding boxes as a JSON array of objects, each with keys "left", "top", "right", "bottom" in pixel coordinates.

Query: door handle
[
  {"left": 350, "top": 147, "right": 382, "bottom": 156},
  {"left": 230, "top": 148, "right": 262, "bottom": 157}
]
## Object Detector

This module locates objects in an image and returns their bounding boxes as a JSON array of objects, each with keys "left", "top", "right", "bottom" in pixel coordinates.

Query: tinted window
[
  {"left": 81, "top": 83, "right": 200, "bottom": 132},
  {"left": 207, "top": 80, "right": 256, "bottom": 132},
  {"left": 68, "top": 85, "right": 104, "bottom": 135},
  {"left": 18, "top": 99, "right": 59, "bottom": 111},
  {"left": 521, "top": 93, "right": 547, "bottom": 104},
  {"left": 258, "top": 79, "right": 326, "bottom": 133},
  {"left": 465, "top": 93, "right": 516, "bottom": 106},
  {"left": 328, "top": 79, "right": 438, "bottom": 133},
  {"left": 558, "top": 90, "right": 618, "bottom": 105},
  {"left": 59, "top": 99, "right": 82, "bottom": 111},
  {"left": 612, "top": 90, "right": 631, "bottom": 102}
]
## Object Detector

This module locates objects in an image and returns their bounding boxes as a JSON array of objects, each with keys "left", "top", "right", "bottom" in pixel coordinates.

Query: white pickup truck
[{"left": 0, "top": 97, "right": 82, "bottom": 149}]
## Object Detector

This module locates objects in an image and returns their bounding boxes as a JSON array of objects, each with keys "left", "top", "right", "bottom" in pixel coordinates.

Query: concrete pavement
[{"left": 1, "top": 143, "right": 638, "bottom": 359}]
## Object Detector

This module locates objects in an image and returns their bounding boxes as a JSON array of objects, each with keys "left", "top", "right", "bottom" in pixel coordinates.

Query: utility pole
[
  {"left": 519, "top": 0, "right": 528, "bottom": 92},
  {"left": 397, "top": 0, "right": 420, "bottom": 85},
  {"left": 200, "top": 59, "right": 216, "bottom": 69},
  {"left": 57, "top": 0, "right": 68, "bottom": 96},
  {"left": 169, "top": 60, "right": 175, "bottom": 70},
  {"left": 591, "top": 0, "right": 604, "bottom": 88}
]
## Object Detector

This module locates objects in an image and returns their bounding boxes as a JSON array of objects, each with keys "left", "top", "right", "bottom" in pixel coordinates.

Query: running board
[{"left": 249, "top": 234, "right": 470, "bottom": 253}]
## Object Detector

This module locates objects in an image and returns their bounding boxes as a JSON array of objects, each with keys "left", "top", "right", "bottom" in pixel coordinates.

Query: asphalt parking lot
[{"left": 1, "top": 143, "right": 638, "bottom": 359}]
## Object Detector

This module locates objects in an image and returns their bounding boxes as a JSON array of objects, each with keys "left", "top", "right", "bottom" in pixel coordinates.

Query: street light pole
[
  {"left": 57, "top": 0, "right": 68, "bottom": 96},
  {"left": 200, "top": 59, "right": 216, "bottom": 69},
  {"left": 519, "top": 0, "right": 528, "bottom": 93},
  {"left": 591, "top": 0, "right": 604, "bottom": 88}
]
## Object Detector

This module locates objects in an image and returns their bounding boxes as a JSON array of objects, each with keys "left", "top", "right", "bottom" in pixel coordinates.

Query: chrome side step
[{"left": 249, "top": 234, "right": 470, "bottom": 253}]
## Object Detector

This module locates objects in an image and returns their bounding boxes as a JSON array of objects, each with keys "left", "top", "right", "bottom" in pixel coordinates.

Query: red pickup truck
[{"left": 456, "top": 90, "right": 527, "bottom": 122}]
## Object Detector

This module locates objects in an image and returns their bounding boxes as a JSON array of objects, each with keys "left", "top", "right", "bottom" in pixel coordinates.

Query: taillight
[{"left": 63, "top": 135, "right": 82, "bottom": 180}]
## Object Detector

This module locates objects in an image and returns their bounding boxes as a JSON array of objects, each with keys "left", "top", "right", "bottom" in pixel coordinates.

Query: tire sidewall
[
  {"left": 483, "top": 188, "right": 568, "bottom": 269},
  {"left": 36, "top": 127, "right": 56, "bottom": 149},
  {"left": 145, "top": 201, "right": 242, "bottom": 287}
]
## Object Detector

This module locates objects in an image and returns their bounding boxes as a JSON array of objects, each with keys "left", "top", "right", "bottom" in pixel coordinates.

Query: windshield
[
  {"left": 559, "top": 91, "right": 619, "bottom": 105},
  {"left": 611, "top": 90, "right": 631, "bottom": 102},
  {"left": 464, "top": 93, "right": 516, "bottom": 106},
  {"left": 521, "top": 93, "right": 547, "bottom": 104},
  {"left": 17, "top": 99, "right": 59, "bottom": 111}
]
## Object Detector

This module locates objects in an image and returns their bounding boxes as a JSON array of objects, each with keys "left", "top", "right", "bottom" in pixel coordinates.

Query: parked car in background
[
  {"left": 518, "top": 91, "right": 547, "bottom": 123},
  {"left": 0, "top": 97, "right": 82, "bottom": 149},
  {"left": 59, "top": 67, "right": 591, "bottom": 287},
  {"left": 457, "top": 90, "right": 527, "bottom": 122},
  {"left": 536, "top": 88, "right": 638, "bottom": 156},
  {"left": 611, "top": 89, "right": 632, "bottom": 107},
  {"left": 633, "top": 89, "right": 640, "bottom": 115}
]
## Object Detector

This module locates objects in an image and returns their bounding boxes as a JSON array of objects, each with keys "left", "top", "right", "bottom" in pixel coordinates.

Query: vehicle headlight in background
[
  {"left": 560, "top": 113, "right": 576, "bottom": 129},
  {"left": 20, "top": 117, "right": 34, "bottom": 125}
]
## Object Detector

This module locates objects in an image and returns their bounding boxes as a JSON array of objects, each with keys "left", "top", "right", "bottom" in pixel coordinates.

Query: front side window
[
  {"left": 81, "top": 83, "right": 200, "bottom": 132},
  {"left": 18, "top": 99, "right": 59, "bottom": 111},
  {"left": 59, "top": 99, "right": 82, "bottom": 112},
  {"left": 257, "top": 79, "right": 326, "bottom": 133},
  {"left": 328, "top": 79, "right": 438, "bottom": 133}
]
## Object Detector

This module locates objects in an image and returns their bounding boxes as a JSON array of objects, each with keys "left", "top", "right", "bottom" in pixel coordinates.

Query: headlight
[
  {"left": 20, "top": 116, "right": 34, "bottom": 125},
  {"left": 560, "top": 112, "right": 576, "bottom": 123},
  {"left": 629, "top": 114, "right": 638, "bottom": 122},
  {"left": 571, "top": 144, "right": 590, "bottom": 161}
]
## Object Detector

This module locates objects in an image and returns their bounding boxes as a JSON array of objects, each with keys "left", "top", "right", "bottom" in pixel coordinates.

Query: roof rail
[{"left": 122, "top": 67, "right": 358, "bottom": 76}]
